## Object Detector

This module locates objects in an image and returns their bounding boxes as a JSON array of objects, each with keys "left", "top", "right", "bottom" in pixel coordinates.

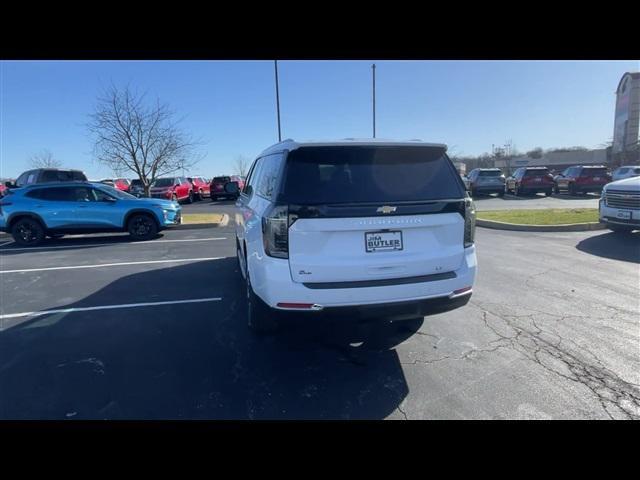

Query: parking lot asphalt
[
  {"left": 473, "top": 192, "right": 599, "bottom": 211},
  {"left": 0, "top": 198, "right": 638, "bottom": 419}
]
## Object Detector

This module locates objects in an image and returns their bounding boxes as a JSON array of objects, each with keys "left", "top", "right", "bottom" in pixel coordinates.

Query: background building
[{"left": 612, "top": 71, "right": 640, "bottom": 166}]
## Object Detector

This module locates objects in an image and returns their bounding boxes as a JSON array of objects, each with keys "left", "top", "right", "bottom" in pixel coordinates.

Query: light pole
[
  {"left": 372, "top": 63, "right": 376, "bottom": 138},
  {"left": 274, "top": 60, "right": 282, "bottom": 142}
]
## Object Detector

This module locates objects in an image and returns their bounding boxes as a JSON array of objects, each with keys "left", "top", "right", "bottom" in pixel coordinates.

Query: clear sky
[{"left": 1, "top": 60, "right": 638, "bottom": 179}]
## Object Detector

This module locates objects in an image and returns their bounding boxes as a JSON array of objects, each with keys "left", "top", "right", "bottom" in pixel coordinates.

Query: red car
[
  {"left": 149, "top": 176, "right": 194, "bottom": 203},
  {"left": 210, "top": 175, "right": 245, "bottom": 200},
  {"left": 505, "top": 167, "right": 554, "bottom": 196},
  {"left": 553, "top": 165, "right": 611, "bottom": 196},
  {"left": 100, "top": 178, "right": 131, "bottom": 192},
  {"left": 187, "top": 176, "right": 211, "bottom": 200}
]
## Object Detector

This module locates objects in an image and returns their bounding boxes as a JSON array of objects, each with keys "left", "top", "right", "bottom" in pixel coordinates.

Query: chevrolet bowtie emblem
[{"left": 377, "top": 205, "right": 397, "bottom": 214}]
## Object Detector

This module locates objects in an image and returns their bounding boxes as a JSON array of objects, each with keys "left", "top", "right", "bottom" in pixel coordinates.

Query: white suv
[
  {"left": 233, "top": 139, "right": 477, "bottom": 332},
  {"left": 599, "top": 176, "right": 640, "bottom": 233}
]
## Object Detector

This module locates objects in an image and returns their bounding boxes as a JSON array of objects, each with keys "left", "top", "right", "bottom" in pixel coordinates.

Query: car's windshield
[
  {"left": 96, "top": 184, "right": 136, "bottom": 199},
  {"left": 281, "top": 146, "right": 464, "bottom": 204},
  {"left": 153, "top": 178, "right": 175, "bottom": 187}
]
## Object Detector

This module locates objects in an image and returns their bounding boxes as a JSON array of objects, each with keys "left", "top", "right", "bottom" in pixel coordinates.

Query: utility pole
[
  {"left": 274, "top": 60, "right": 282, "bottom": 142},
  {"left": 372, "top": 63, "right": 376, "bottom": 138}
]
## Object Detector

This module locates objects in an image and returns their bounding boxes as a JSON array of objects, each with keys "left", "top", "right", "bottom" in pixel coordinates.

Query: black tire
[
  {"left": 127, "top": 214, "right": 158, "bottom": 241},
  {"left": 470, "top": 188, "right": 477, "bottom": 198},
  {"left": 172, "top": 193, "right": 178, "bottom": 203},
  {"left": 553, "top": 184, "right": 559, "bottom": 195},
  {"left": 11, "top": 217, "right": 45, "bottom": 246},
  {"left": 608, "top": 224, "right": 634, "bottom": 234},
  {"left": 245, "top": 265, "right": 279, "bottom": 334},
  {"left": 545, "top": 190, "right": 552, "bottom": 197},
  {"left": 187, "top": 191, "right": 194, "bottom": 204}
]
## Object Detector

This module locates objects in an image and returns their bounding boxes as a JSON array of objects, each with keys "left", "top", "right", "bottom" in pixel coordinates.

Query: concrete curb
[
  {"left": 176, "top": 213, "right": 228, "bottom": 229},
  {"left": 477, "top": 218, "right": 607, "bottom": 232}
]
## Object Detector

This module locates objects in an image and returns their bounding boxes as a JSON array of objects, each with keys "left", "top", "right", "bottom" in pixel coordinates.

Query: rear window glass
[
  {"left": 281, "top": 146, "right": 463, "bottom": 204},
  {"left": 213, "top": 176, "right": 230, "bottom": 183},
  {"left": 478, "top": 170, "right": 502, "bottom": 177},
  {"left": 524, "top": 169, "right": 549, "bottom": 177},
  {"left": 633, "top": 168, "right": 640, "bottom": 174},
  {"left": 130, "top": 179, "right": 142, "bottom": 186},
  {"left": 153, "top": 178, "right": 175, "bottom": 187},
  {"left": 580, "top": 168, "right": 607, "bottom": 176}
]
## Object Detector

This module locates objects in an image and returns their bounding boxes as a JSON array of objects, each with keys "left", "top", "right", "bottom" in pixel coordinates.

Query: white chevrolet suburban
[
  {"left": 232, "top": 139, "right": 477, "bottom": 332},
  {"left": 599, "top": 176, "right": 640, "bottom": 233}
]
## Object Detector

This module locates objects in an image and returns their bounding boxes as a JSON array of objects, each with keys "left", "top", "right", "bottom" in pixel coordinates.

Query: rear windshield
[
  {"left": 130, "top": 179, "right": 142, "bottom": 186},
  {"left": 479, "top": 170, "right": 502, "bottom": 177},
  {"left": 153, "top": 178, "right": 175, "bottom": 187},
  {"left": 213, "top": 176, "right": 230, "bottom": 183},
  {"left": 280, "top": 146, "right": 464, "bottom": 204},
  {"left": 524, "top": 169, "right": 549, "bottom": 177},
  {"left": 580, "top": 168, "right": 607, "bottom": 176}
]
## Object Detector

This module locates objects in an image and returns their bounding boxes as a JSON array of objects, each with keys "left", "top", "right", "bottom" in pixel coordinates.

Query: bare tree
[
  {"left": 232, "top": 155, "right": 250, "bottom": 177},
  {"left": 87, "top": 85, "right": 202, "bottom": 196},
  {"left": 28, "top": 149, "right": 61, "bottom": 169}
]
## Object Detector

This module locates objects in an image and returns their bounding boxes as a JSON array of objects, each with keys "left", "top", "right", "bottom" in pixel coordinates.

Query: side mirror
[
  {"left": 225, "top": 181, "right": 239, "bottom": 195},
  {"left": 5, "top": 181, "right": 16, "bottom": 188}
]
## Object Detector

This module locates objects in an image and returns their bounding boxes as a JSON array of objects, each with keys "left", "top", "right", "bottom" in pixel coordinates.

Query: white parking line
[
  {"left": 0, "top": 240, "right": 13, "bottom": 248},
  {"left": 0, "top": 297, "right": 223, "bottom": 320},
  {"left": 0, "top": 237, "right": 227, "bottom": 253},
  {"left": 0, "top": 257, "right": 221, "bottom": 274}
]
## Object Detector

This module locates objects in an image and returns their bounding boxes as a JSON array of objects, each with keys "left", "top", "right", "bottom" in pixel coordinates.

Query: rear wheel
[
  {"left": 545, "top": 190, "right": 552, "bottom": 197},
  {"left": 127, "top": 214, "right": 158, "bottom": 241},
  {"left": 187, "top": 191, "right": 194, "bottom": 204},
  {"left": 568, "top": 183, "right": 577, "bottom": 196},
  {"left": 11, "top": 217, "right": 45, "bottom": 246}
]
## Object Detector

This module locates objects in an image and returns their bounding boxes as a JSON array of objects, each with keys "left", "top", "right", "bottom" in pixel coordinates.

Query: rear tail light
[
  {"left": 462, "top": 197, "right": 476, "bottom": 248},
  {"left": 262, "top": 205, "right": 297, "bottom": 259}
]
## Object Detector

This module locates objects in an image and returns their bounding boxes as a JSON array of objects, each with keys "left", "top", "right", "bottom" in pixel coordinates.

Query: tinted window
[
  {"left": 524, "top": 169, "right": 549, "bottom": 177},
  {"left": 281, "top": 146, "right": 463, "bottom": 204},
  {"left": 38, "top": 187, "right": 75, "bottom": 201},
  {"left": 255, "top": 154, "right": 284, "bottom": 200},
  {"left": 633, "top": 168, "right": 640, "bottom": 174},
  {"left": 26, "top": 173, "right": 37, "bottom": 185},
  {"left": 130, "top": 179, "right": 143, "bottom": 186},
  {"left": 153, "top": 178, "right": 175, "bottom": 187},
  {"left": 580, "top": 167, "right": 607, "bottom": 176},
  {"left": 213, "top": 176, "right": 231, "bottom": 183},
  {"left": 479, "top": 170, "right": 502, "bottom": 177},
  {"left": 40, "top": 170, "right": 60, "bottom": 182},
  {"left": 617, "top": 168, "right": 629, "bottom": 174}
]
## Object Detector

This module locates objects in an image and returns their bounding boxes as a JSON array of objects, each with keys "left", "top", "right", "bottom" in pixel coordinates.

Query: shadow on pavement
[
  {"left": 0, "top": 258, "right": 413, "bottom": 419},
  {"left": 0, "top": 233, "right": 165, "bottom": 255},
  {"left": 576, "top": 231, "right": 640, "bottom": 263},
  {"left": 550, "top": 193, "right": 600, "bottom": 201}
]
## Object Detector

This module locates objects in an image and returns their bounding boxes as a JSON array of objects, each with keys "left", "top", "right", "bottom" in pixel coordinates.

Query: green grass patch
[
  {"left": 477, "top": 208, "right": 599, "bottom": 225},
  {"left": 182, "top": 213, "right": 224, "bottom": 224}
]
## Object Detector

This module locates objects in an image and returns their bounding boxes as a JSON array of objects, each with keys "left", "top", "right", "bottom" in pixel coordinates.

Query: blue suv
[{"left": 0, "top": 182, "right": 182, "bottom": 246}]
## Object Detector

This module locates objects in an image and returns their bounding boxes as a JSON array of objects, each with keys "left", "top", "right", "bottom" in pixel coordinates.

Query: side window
[
  {"left": 73, "top": 171, "right": 87, "bottom": 181},
  {"left": 56, "top": 171, "right": 74, "bottom": 182},
  {"left": 39, "top": 187, "right": 75, "bottom": 201},
  {"left": 92, "top": 188, "right": 114, "bottom": 202},
  {"left": 26, "top": 172, "right": 37, "bottom": 185},
  {"left": 255, "top": 153, "right": 284, "bottom": 200},
  {"left": 71, "top": 187, "right": 94, "bottom": 202},
  {"left": 245, "top": 158, "right": 264, "bottom": 196},
  {"left": 25, "top": 189, "right": 45, "bottom": 199},
  {"left": 41, "top": 170, "right": 59, "bottom": 182}
]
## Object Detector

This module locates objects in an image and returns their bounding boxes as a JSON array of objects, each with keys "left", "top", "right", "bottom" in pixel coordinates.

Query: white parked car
[
  {"left": 599, "top": 176, "right": 640, "bottom": 233},
  {"left": 611, "top": 166, "right": 640, "bottom": 182},
  {"left": 232, "top": 139, "right": 477, "bottom": 332}
]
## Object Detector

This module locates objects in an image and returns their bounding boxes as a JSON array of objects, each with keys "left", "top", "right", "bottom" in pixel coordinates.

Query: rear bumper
[
  {"left": 472, "top": 185, "right": 504, "bottom": 194},
  {"left": 519, "top": 185, "right": 553, "bottom": 193},
  {"left": 250, "top": 245, "right": 477, "bottom": 315}
]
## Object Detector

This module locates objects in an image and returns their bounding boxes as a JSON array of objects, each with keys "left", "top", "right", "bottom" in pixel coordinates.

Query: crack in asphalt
[
  {"left": 396, "top": 402, "right": 408, "bottom": 420},
  {"left": 472, "top": 302, "right": 640, "bottom": 420}
]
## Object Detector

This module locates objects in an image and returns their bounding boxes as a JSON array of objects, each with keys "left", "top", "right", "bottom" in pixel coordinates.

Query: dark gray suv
[{"left": 9, "top": 168, "right": 88, "bottom": 188}]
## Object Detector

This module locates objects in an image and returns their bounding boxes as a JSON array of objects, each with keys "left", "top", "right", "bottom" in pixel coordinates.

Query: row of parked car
[
  {"left": 1, "top": 168, "right": 246, "bottom": 204},
  {"left": 462, "top": 164, "right": 640, "bottom": 198}
]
